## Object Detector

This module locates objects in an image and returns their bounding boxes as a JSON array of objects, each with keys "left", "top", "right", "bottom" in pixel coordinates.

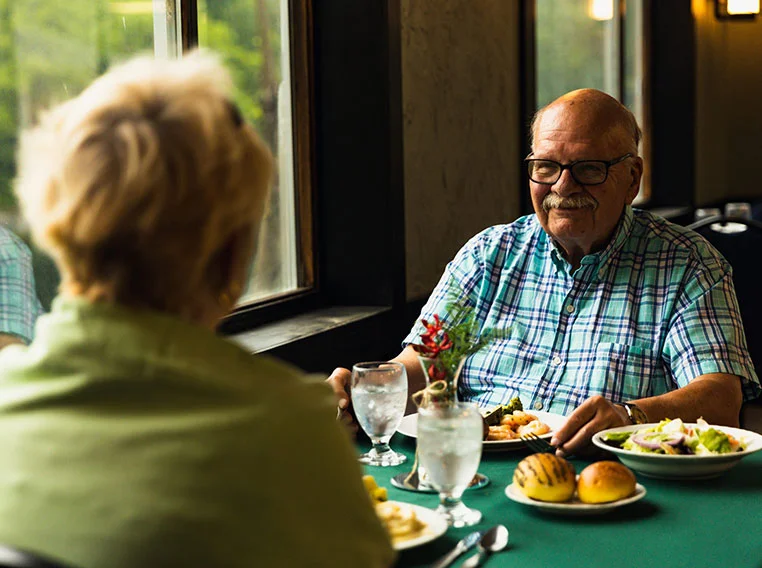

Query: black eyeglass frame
[{"left": 524, "top": 153, "right": 634, "bottom": 186}]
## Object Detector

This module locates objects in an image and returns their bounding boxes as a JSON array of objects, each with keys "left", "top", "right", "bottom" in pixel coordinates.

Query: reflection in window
[{"left": 198, "top": 0, "right": 298, "bottom": 304}]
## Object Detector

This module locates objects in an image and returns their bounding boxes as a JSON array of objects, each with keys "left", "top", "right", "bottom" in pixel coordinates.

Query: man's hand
[
  {"left": 326, "top": 367, "right": 358, "bottom": 435},
  {"left": 550, "top": 395, "right": 630, "bottom": 457}
]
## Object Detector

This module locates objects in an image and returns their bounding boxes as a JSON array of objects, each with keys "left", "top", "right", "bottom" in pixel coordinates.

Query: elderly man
[{"left": 330, "top": 88, "right": 760, "bottom": 456}]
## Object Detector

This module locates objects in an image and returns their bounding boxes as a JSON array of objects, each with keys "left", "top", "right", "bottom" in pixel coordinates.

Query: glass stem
[
  {"left": 372, "top": 441, "right": 392, "bottom": 456},
  {"left": 440, "top": 494, "right": 463, "bottom": 512}
]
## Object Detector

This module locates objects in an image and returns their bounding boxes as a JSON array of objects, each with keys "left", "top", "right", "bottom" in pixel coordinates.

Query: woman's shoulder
[{"left": 228, "top": 349, "right": 336, "bottom": 409}]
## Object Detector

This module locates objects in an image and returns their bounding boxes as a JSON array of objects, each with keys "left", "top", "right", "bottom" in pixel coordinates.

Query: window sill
[{"left": 228, "top": 305, "right": 390, "bottom": 353}]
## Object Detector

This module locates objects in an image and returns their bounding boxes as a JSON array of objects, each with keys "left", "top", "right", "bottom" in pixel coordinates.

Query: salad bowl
[{"left": 592, "top": 422, "right": 762, "bottom": 480}]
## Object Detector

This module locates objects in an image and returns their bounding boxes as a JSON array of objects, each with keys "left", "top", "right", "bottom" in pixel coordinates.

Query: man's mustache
[{"left": 542, "top": 193, "right": 598, "bottom": 212}]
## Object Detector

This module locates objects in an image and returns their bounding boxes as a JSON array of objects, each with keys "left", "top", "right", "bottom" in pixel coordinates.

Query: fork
[{"left": 520, "top": 432, "right": 556, "bottom": 454}]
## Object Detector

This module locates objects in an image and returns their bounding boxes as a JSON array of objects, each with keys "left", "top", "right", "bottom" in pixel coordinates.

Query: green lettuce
[
  {"left": 604, "top": 431, "right": 633, "bottom": 446},
  {"left": 698, "top": 428, "right": 733, "bottom": 454}
]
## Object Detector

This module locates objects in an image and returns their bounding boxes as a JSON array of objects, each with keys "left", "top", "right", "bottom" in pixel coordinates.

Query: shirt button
[
  {"left": 551, "top": 356, "right": 562, "bottom": 366},
  {"left": 566, "top": 304, "right": 575, "bottom": 313},
  {"left": 534, "top": 401, "right": 543, "bottom": 410}
]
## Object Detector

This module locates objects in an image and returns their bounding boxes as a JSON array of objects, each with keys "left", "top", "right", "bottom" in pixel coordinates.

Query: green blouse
[{"left": 0, "top": 297, "right": 394, "bottom": 568}]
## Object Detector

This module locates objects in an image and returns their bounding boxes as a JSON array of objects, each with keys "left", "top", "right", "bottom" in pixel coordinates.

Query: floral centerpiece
[
  {"left": 409, "top": 304, "right": 489, "bottom": 408},
  {"left": 402, "top": 302, "right": 492, "bottom": 491}
]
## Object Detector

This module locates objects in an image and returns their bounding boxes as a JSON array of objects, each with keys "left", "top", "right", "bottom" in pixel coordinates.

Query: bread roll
[
  {"left": 577, "top": 461, "right": 636, "bottom": 504},
  {"left": 513, "top": 453, "right": 576, "bottom": 502}
]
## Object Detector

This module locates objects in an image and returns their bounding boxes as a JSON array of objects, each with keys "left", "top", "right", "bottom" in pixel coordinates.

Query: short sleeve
[
  {"left": 402, "top": 231, "right": 487, "bottom": 349},
  {"left": 663, "top": 264, "right": 760, "bottom": 400}
]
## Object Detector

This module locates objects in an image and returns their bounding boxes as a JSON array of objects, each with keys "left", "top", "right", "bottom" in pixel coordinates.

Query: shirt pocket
[{"left": 590, "top": 342, "right": 663, "bottom": 400}]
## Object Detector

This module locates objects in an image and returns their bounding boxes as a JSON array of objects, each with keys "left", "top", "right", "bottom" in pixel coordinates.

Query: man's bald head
[{"left": 530, "top": 89, "right": 642, "bottom": 155}]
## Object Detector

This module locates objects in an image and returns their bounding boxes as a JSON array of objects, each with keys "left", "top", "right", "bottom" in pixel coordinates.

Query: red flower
[
  {"left": 411, "top": 314, "right": 453, "bottom": 358},
  {"left": 428, "top": 362, "right": 448, "bottom": 381}
]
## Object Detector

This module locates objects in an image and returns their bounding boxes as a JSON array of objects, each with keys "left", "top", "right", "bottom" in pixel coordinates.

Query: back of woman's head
[{"left": 15, "top": 51, "right": 273, "bottom": 316}]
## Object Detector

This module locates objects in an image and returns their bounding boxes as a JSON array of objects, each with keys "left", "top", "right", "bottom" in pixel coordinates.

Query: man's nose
[{"left": 552, "top": 168, "right": 580, "bottom": 196}]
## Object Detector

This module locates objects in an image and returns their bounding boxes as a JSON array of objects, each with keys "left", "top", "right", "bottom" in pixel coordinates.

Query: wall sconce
[
  {"left": 588, "top": 0, "right": 614, "bottom": 21},
  {"left": 715, "top": 0, "right": 760, "bottom": 19}
]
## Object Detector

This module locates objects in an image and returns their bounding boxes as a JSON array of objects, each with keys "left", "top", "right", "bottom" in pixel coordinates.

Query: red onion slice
[{"left": 632, "top": 432, "right": 685, "bottom": 450}]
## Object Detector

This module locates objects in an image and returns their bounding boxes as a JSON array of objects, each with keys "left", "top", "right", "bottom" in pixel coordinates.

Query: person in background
[
  {"left": 330, "top": 88, "right": 760, "bottom": 456},
  {"left": 0, "top": 52, "right": 393, "bottom": 568},
  {"left": 0, "top": 226, "right": 42, "bottom": 348}
]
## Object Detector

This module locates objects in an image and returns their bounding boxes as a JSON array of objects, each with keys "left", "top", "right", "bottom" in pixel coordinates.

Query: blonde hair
[{"left": 15, "top": 51, "right": 273, "bottom": 315}]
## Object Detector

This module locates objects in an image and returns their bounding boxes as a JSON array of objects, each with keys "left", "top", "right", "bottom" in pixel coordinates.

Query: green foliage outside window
[
  {"left": 0, "top": 0, "right": 281, "bottom": 215},
  {"left": 0, "top": 0, "right": 286, "bottom": 307}
]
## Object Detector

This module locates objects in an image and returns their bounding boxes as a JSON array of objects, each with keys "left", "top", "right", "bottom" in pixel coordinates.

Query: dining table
[{"left": 361, "top": 432, "right": 762, "bottom": 568}]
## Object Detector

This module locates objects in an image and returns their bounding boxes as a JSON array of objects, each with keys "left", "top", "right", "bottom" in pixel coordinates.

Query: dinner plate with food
[
  {"left": 592, "top": 418, "right": 762, "bottom": 480},
  {"left": 375, "top": 500, "right": 448, "bottom": 550},
  {"left": 364, "top": 475, "right": 448, "bottom": 550},
  {"left": 396, "top": 398, "right": 567, "bottom": 451},
  {"left": 504, "top": 453, "right": 646, "bottom": 516}
]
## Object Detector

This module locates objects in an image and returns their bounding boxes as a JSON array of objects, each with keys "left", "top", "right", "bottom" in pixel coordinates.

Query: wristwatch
[{"left": 617, "top": 402, "right": 648, "bottom": 425}]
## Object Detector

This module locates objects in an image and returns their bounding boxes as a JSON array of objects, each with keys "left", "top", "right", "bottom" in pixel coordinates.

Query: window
[
  {"left": 197, "top": 0, "right": 312, "bottom": 306},
  {"left": 0, "top": 1, "right": 153, "bottom": 226},
  {"left": 533, "top": 0, "right": 649, "bottom": 200},
  {"left": 0, "top": 0, "right": 311, "bottom": 310}
]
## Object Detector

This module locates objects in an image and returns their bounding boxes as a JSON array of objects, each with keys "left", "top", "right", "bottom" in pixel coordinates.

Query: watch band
[{"left": 617, "top": 402, "right": 648, "bottom": 425}]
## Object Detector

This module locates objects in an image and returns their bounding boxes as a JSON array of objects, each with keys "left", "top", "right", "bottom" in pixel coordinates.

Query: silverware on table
[
  {"left": 521, "top": 431, "right": 556, "bottom": 453},
  {"left": 462, "top": 524, "right": 509, "bottom": 567},
  {"left": 430, "top": 530, "right": 484, "bottom": 568}
]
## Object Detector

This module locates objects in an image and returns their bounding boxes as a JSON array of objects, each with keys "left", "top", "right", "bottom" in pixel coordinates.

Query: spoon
[{"left": 462, "top": 524, "right": 509, "bottom": 567}]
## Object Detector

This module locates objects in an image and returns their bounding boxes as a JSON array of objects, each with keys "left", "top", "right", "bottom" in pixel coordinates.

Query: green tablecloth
[{"left": 363, "top": 434, "right": 762, "bottom": 568}]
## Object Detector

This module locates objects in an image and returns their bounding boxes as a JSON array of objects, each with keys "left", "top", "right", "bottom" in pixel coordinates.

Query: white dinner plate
[
  {"left": 592, "top": 423, "right": 762, "bottom": 480},
  {"left": 504, "top": 481, "right": 646, "bottom": 516},
  {"left": 382, "top": 501, "right": 448, "bottom": 551},
  {"left": 397, "top": 410, "right": 567, "bottom": 451}
]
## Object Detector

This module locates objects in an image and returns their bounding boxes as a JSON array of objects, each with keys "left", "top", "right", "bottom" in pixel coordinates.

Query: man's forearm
[
  {"left": 394, "top": 345, "right": 427, "bottom": 415},
  {"left": 0, "top": 333, "right": 24, "bottom": 351},
  {"left": 632, "top": 373, "right": 743, "bottom": 427}
]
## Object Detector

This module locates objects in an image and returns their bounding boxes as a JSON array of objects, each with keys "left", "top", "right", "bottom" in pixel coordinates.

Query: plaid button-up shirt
[
  {"left": 403, "top": 206, "right": 761, "bottom": 416},
  {"left": 0, "top": 227, "right": 42, "bottom": 344}
]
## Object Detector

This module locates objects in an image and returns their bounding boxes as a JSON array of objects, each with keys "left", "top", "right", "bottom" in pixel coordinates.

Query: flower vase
[{"left": 416, "top": 355, "right": 467, "bottom": 407}]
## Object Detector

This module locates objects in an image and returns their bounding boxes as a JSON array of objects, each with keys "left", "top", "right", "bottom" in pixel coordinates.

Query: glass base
[
  {"left": 391, "top": 471, "right": 490, "bottom": 493},
  {"left": 358, "top": 446, "right": 407, "bottom": 467},
  {"left": 436, "top": 500, "right": 482, "bottom": 528}
]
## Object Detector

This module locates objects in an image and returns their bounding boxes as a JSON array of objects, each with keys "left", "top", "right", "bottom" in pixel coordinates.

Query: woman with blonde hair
[{"left": 0, "top": 52, "right": 394, "bottom": 568}]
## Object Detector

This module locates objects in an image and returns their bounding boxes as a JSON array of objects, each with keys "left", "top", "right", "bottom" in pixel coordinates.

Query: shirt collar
[{"left": 541, "top": 205, "right": 634, "bottom": 279}]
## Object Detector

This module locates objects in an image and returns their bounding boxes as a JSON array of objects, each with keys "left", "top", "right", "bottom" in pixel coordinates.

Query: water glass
[
  {"left": 351, "top": 361, "right": 408, "bottom": 467},
  {"left": 725, "top": 201, "right": 752, "bottom": 220},
  {"left": 417, "top": 402, "right": 483, "bottom": 527}
]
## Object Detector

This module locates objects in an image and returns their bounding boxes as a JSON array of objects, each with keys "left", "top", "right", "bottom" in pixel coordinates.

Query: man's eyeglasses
[{"left": 525, "top": 153, "right": 633, "bottom": 186}]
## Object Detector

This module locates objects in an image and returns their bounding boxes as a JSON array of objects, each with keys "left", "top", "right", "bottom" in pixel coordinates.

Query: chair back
[{"left": 687, "top": 215, "right": 762, "bottom": 431}]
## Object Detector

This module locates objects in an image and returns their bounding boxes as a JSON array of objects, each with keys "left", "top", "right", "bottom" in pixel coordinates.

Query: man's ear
[{"left": 625, "top": 156, "right": 644, "bottom": 204}]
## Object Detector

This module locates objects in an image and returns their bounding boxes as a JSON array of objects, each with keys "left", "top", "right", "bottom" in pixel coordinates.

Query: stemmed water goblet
[
  {"left": 351, "top": 361, "right": 408, "bottom": 467},
  {"left": 416, "top": 402, "right": 483, "bottom": 527}
]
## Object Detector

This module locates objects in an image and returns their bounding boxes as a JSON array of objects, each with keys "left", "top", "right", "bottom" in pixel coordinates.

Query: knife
[{"left": 430, "top": 530, "right": 485, "bottom": 568}]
